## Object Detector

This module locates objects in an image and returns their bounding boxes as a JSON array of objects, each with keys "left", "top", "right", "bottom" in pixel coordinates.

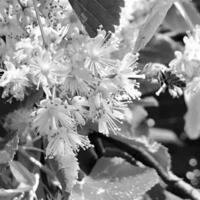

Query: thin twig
[
  {"left": 31, "top": 135, "right": 42, "bottom": 144},
  {"left": 104, "top": 147, "right": 137, "bottom": 166},
  {"left": 22, "top": 146, "right": 45, "bottom": 153},
  {"left": 32, "top": 0, "right": 48, "bottom": 49}
]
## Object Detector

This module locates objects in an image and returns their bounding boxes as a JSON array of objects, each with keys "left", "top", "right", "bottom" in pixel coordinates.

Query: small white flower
[
  {"left": 14, "top": 38, "right": 41, "bottom": 63},
  {"left": 60, "top": 37, "right": 97, "bottom": 96},
  {"left": 114, "top": 53, "right": 145, "bottom": 99},
  {"left": 169, "top": 51, "right": 200, "bottom": 81},
  {"left": 84, "top": 29, "right": 119, "bottom": 77},
  {"left": 70, "top": 96, "right": 89, "bottom": 126},
  {"left": 184, "top": 26, "right": 200, "bottom": 62},
  {"left": 32, "top": 97, "right": 75, "bottom": 136},
  {"left": 186, "top": 77, "right": 200, "bottom": 94},
  {"left": 46, "top": 127, "right": 91, "bottom": 158},
  {"left": 0, "top": 61, "right": 29, "bottom": 100},
  {"left": 63, "top": 66, "right": 95, "bottom": 96},
  {"left": 89, "top": 93, "right": 126, "bottom": 135},
  {"left": 29, "top": 50, "right": 66, "bottom": 97}
]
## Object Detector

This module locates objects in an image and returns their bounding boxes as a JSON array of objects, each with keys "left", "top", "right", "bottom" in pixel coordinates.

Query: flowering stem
[
  {"left": 174, "top": 2, "right": 195, "bottom": 30},
  {"left": 32, "top": 0, "right": 48, "bottom": 49}
]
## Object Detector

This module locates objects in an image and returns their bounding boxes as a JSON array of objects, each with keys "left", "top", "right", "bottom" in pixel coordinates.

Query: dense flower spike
[{"left": 0, "top": 0, "right": 144, "bottom": 159}]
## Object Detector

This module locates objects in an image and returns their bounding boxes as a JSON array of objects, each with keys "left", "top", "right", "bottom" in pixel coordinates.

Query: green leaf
[
  {"left": 68, "top": 0, "right": 125, "bottom": 37},
  {"left": 134, "top": 0, "right": 175, "bottom": 52},
  {"left": 164, "top": 2, "right": 200, "bottom": 32},
  {"left": 0, "top": 135, "right": 18, "bottom": 164},
  {"left": 139, "top": 37, "right": 177, "bottom": 65},
  {"left": 9, "top": 161, "right": 35, "bottom": 186},
  {"left": 71, "top": 158, "right": 159, "bottom": 200},
  {"left": 0, "top": 161, "right": 38, "bottom": 200}
]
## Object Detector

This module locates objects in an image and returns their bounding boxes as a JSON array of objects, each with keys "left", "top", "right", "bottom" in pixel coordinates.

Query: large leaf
[
  {"left": 164, "top": 1, "right": 200, "bottom": 32},
  {"left": 139, "top": 36, "right": 178, "bottom": 65},
  {"left": 71, "top": 157, "right": 159, "bottom": 200},
  {"left": 89, "top": 132, "right": 171, "bottom": 173},
  {"left": 9, "top": 161, "right": 36, "bottom": 186},
  {"left": 134, "top": 0, "right": 175, "bottom": 52},
  {"left": 68, "top": 0, "right": 125, "bottom": 37},
  {"left": 0, "top": 134, "right": 18, "bottom": 164},
  {"left": 0, "top": 161, "right": 39, "bottom": 200}
]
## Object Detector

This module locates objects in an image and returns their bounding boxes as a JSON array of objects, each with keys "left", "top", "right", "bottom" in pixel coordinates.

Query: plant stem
[
  {"left": 32, "top": 0, "right": 48, "bottom": 49},
  {"left": 174, "top": 2, "right": 195, "bottom": 30},
  {"left": 22, "top": 146, "right": 45, "bottom": 153},
  {"left": 18, "top": 146, "right": 56, "bottom": 180}
]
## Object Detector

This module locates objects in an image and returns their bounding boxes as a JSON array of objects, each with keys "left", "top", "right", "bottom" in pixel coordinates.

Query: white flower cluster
[
  {"left": 170, "top": 25, "right": 200, "bottom": 93},
  {"left": 0, "top": 0, "right": 145, "bottom": 158}
]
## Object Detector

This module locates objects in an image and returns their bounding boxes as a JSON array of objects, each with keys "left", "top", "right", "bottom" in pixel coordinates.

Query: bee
[
  {"left": 144, "top": 63, "right": 186, "bottom": 97},
  {"left": 159, "top": 69, "right": 186, "bottom": 89}
]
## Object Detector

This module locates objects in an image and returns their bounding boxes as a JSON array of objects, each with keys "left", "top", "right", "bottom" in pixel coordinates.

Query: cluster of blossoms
[
  {"left": 169, "top": 25, "right": 200, "bottom": 93},
  {"left": 168, "top": 25, "right": 200, "bottom": 139},
  {"left": 0, "top": 0, "right": 145, "bottom": 158}
]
